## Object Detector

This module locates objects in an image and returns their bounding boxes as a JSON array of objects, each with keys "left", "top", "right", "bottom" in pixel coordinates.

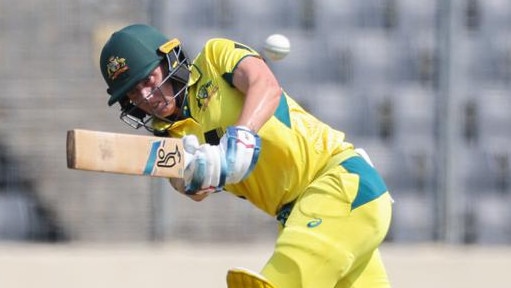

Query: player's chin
[{"left": 153, "top": 105, "right": 175, "bottom": 119}]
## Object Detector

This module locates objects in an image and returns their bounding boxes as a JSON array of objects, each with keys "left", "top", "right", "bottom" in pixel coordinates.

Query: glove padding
[
  {"left": 183, "top": 134, "right": 218, "bottom": 193},
  {"left": 183, "top": 126, "right": 261, "bottom": 194},
  {"left": 222, "top": 126, "right": 262, "bottom": 183}
]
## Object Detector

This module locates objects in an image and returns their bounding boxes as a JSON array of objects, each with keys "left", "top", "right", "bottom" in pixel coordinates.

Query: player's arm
[
  {"left": 232, "top": 56, "right": 282, "bottom": 132},
  {"left": 183, "top": 43, "right": 280, "bottom": 194}
]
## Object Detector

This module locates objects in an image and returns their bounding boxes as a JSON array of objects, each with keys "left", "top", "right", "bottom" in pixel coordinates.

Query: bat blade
[{"left": 66, "top": 129, "right": 184, "bottom": 179}]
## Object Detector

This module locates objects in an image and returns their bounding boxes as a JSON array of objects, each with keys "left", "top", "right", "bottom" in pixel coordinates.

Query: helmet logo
[{"left": 106, "top": 56, "right": 129, "bottom": 80}]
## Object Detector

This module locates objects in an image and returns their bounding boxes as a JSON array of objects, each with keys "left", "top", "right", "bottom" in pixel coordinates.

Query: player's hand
[
  {"left": 182, "top": 134, "right": 200, "bottom": 192},
  {"left": 184, "top": 143, "right": 222, "bottom": 194},
  {"left": 220, "top": 126, "right": 261, "bottom": 184},
  {"left": 183, "top": 134, "right": 214, "bottom": 194},
  {"left": 187, "top": 188, "right": 215, "bottom": 201},
  {"left": 183, "top": 134, "right": 200, "bottom": 168},
  {"left": 183, "top": 126, "right": 261, "bottom": 194}
]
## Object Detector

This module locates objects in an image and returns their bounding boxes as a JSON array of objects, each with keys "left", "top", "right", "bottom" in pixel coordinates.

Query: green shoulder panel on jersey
[{"left": 274, "top": 92, "right": 291, "bottom": 128}]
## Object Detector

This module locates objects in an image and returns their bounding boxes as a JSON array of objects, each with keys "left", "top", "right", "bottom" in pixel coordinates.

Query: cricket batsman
[{"left": 99, "top": 24, "right": 393, "bottom": 288}]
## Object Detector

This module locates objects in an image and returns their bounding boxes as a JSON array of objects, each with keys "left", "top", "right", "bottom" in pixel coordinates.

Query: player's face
[{"left": 126, "top": 65, "right": 177, "bottom": 118}]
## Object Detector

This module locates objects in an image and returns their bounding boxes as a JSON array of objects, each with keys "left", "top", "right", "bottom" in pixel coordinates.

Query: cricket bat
[{"left": 66, "top": 129, "right": 184, "bottom": 179}]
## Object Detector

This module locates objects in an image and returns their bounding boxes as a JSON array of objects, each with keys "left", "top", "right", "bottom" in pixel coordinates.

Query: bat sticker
[
  {"left": 143, "top": 140, "right": 182, "bottom": 175},
  {"left": 156, "top": 144, "right": 182, "bottom": 168}
]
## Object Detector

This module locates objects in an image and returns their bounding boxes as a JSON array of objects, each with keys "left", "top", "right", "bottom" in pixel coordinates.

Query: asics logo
[{"left": 307, "top": 218, "right": 322, "bottom": 228}]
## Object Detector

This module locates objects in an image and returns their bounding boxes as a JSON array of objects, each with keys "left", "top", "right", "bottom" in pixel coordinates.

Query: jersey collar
[{"left": 188, "top": 63, "right": 202, "bottom": 87}]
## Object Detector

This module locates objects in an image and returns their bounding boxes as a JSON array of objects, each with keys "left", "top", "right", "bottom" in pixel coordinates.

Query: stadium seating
[{"left": 3, "top": 0, "right": 511, "bottom": 244}]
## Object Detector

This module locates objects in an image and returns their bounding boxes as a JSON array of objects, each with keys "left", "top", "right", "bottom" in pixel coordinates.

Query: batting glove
[{"left": 183, "top": 126, "right": 261, "bottom": 195}]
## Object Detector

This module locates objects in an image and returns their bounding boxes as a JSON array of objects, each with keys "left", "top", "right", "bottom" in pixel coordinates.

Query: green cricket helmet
[
  {"left": 99, "top": 24, "right": 190, "bottom": 132},
  {"left": 100, "top": 23, "right": 188, "bottom": 106}
]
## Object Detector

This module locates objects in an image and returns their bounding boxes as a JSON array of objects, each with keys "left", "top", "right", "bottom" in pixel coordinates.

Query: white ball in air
[{"left": 263, "top": 34, "right": 290, "bottom": 61}]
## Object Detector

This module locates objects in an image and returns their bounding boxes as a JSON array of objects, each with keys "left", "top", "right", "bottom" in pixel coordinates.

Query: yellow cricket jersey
[{"left": 161, "top": 38, "right": 354, "bottom": 216}]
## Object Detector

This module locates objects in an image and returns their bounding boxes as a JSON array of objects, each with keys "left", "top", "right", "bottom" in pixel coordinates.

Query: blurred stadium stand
[
  {"left": 0, "top": 143, "right": 66, "bottom": 242},
  {"left": 0, "top": 0, "right": 510, "bottom": 245}
]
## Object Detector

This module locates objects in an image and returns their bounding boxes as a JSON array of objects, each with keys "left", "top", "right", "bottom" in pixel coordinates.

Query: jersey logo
[{"left": 196, "top": 80, "right": 218, "bottom": 110}]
